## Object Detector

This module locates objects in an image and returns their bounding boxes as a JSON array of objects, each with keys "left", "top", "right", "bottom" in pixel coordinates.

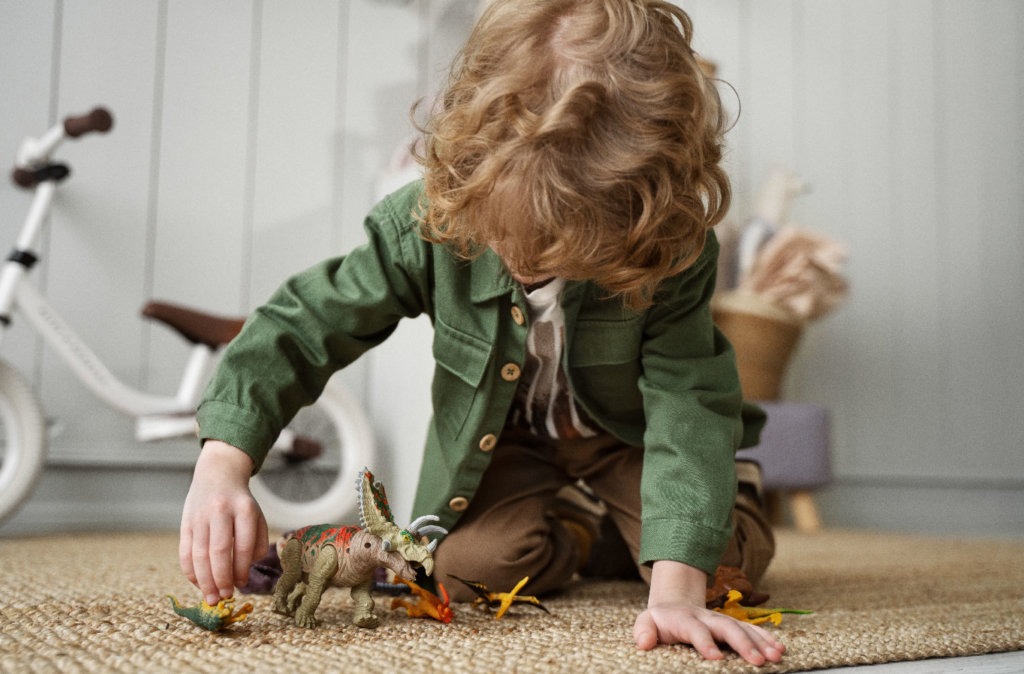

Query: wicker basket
[{"left": 712, "top": 291, "right": 804, "bottom": 401}]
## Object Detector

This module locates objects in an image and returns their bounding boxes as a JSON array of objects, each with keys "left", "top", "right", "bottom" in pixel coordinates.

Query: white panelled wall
[{"left": 0, "top": 0, "right": 1020, "bottom": 537}]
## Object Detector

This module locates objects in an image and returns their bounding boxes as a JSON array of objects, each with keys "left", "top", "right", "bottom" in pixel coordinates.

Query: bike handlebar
[
  {"left": 10, "top": 106, "right": 114, "bottom": 189},
  {"left": 63, "top": 107, "right": 113, "bottom": 138}
]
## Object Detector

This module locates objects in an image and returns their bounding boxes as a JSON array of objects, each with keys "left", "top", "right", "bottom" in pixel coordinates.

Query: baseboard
[
  {"left": 816, "top": 479, "right": 1024, "bottom": 538},
  {"left": 4, "top": 465, "right": 1022, "bottom": 540},
  {"left": 0, "top": 463, "right": 190, "bottom": 537},
  {"left": 44, "top": 436, "right": 199, "bottom": 469}
]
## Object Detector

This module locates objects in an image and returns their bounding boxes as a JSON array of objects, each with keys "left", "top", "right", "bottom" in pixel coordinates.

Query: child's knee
[{"left": 432, "top": 526, "right": 576, "bottom": 602}]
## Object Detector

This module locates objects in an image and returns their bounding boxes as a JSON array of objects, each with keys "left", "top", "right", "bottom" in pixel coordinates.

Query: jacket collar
[
  {"left": 468, "top": 246, "right": 591, "bottom": 306},
  {"left": 470, "top": 248, "right": 519, "bottom": 303}
]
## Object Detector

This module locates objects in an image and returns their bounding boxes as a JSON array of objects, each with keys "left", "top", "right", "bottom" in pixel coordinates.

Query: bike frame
[{"left": 1, "top": 122, "right": 212, "bottom": 442}]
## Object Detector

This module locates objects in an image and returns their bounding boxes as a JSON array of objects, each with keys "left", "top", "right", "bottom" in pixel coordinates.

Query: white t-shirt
[{"left": 508, "top": 278, "right": 599, "bottom": 440}]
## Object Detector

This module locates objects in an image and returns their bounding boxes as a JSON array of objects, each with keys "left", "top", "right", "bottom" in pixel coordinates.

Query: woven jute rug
[{"left": 1, "top": 528, "right": 1022, "bottom": 673}]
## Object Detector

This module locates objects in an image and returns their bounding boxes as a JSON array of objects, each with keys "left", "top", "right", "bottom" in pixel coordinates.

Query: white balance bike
[{"left": 0, "top": 107, "right": 374, "bottom": 529}]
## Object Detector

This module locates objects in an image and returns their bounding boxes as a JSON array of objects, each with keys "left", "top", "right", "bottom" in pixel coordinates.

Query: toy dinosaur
[
  {"left": 713, "top": 590, "right": 813, "bottom": 626},
  {"left": 390, "top": 575, "right": 454, "bottom": 623},
  {"left": 272, "top": 468, "right": 447, "bottom": 629},
  {"left": 167, "top": 595, "right": 253, "bottom": 631},
  {"left": 705, "top": 565, "right": 770, "bottom": 608},
  {"left": 448, "top": 574, "right": 549, "bottom": 619}
]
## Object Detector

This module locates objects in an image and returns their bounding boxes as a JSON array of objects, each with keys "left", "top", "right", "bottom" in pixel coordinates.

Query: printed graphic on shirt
[{"left": 509, "top": 279, "right": 598, "bottom": 440}]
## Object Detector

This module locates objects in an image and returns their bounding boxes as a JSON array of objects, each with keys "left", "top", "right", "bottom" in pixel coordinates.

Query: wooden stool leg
[
  {"left": 788, "top": 490, "right": 822, "bottom": 532},
  {"left": 764, "top": 490, "right": 784, "bottom": 525}
]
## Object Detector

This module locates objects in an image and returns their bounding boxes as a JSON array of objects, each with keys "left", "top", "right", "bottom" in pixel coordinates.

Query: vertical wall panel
[
  {"left": 832, "top": 1, "right": 901, "bottom": 476},
  {"left": 934, "top": 1, "right": 1024, "bottom": 479},
  {"left": 422, "top": 0, "right": 478, "bottom": 93},
  {"left": 884, "top": 0, "right": 946, "bottom": 473},
  {"left": 784, "top": 0, "right": 853, "bottom": 460},
  {"left": 145, "top": 1, "right": 254, "bottom": 396},
  {"left": 740, "top": 0, "right": 798, "bottom": 206},
  {"left": 0, "top": 1, "right": 59, "bottom": 382},
  {"left": 40, "top": 1, "right": 162, "bottom": 459},
  {"left": 680, "top": 1, "right": 744, "bottom": 204},
  {"left": 247, "top": 0, "right": 343, "bottom": 306},
  {"left": 336, "top": 0, "right": 422, "bottom": 254},
  {"left": 344, "top": 0, "right": 428, "bottom": 522}
]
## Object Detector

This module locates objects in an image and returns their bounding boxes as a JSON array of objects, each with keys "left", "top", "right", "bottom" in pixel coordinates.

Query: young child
[{"left": 180, "top": 0, "right": 782, "bottom": 665}]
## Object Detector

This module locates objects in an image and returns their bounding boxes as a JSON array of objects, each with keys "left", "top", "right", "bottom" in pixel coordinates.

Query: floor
[{"left": 820, "top": 651, "right": 1024, "bottom": 673}]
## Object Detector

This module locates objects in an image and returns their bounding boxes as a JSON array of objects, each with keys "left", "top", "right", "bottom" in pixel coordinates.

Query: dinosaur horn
[
  {"left": 427, "top": 539, "right": 439, "bottom": 553},
  {"left": 408, "top": 514, "right": 439, "bottom": 532},
  {"left": 415, "top": 525, "right": 448, "bottom": 538}
]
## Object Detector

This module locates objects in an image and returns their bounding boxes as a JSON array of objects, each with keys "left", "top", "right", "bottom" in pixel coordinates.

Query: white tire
[
  {"left": 0, "top": 360, "right": 47, "bottom": 526},
  {"left": 250, "top": 375, "right": 374, "bottom": 530}
]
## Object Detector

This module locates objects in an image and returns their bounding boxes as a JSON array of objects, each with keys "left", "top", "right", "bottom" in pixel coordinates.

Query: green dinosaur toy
[{"left": 167, "top": 595, "right": 253, "bottom": 631}]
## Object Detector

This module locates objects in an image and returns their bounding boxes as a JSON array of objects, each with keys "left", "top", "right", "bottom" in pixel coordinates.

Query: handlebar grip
[
  {"left": 11, "top": 168, "right": 37, "bottom": 188},
  {"left": 63, "top": 107, "right": 113, "bottom": 138},
  {"left": 10, "top": 164, "right": 70, "bottom": 189}
]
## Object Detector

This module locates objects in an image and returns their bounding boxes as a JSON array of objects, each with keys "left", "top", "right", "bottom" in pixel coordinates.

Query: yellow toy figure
[
  {"left": 448, "top": 575, "right": 549, "bottom": 619},
  {"left": 713, "top": 590, "right": 812, "bottom": 626}
]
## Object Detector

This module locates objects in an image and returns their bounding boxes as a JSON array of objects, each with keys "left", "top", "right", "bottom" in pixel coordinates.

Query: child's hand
[
  {"left": 179, "top": 440, "right": 268, "bottom": 606},
  {"left": 635, "top": 560, "right": 785, "bottom": 666},
  {"left": 634, "top": 601, "right": 785, "bottom": 665}
]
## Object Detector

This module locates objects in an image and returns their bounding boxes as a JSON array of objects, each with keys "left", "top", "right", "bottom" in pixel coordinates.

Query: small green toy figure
[
  {"left": 271, "top": 468, "right": 447, "bottom": 629},
  {"left": 167, "top": 595, "right": 253, "bottom": 631}
]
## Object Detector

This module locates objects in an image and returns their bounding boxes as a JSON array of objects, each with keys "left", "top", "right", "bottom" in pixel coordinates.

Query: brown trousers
[{"left": 433, "top": 430, "right": 775, "bottom": 602}]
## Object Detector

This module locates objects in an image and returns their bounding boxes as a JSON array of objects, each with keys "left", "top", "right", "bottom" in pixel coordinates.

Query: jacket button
[
  {"left": 501, "top": 363, "right": 521, "bottom": 381},
  {"left": 479, "top": 433, "right": 498, "bottom": 452},
  {"left": 510, "top": 305, "right": 525, "bottom": 325},
  {"left": 448, "top": 496, "right": 470, "bottom": 512}
]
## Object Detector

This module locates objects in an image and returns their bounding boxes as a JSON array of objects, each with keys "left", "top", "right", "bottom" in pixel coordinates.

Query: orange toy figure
[
  {"left": 448, "top": 575, "right": 549, "bottom": 620},
  {"left": 390, "top": 576, "right": 454, "bottom": 624}
]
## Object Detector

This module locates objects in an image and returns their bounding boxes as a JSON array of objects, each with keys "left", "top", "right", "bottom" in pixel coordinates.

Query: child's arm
[
  {"left": 634, "top": 560, "right": 785, "bottom": 666},
  {"left": 179, "top": 440, "right": 269, "bottom": 606}
]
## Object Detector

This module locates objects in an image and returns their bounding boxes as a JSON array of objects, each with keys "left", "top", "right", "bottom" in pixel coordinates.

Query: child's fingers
[
  {"left": 187, "top": 521, "right": 221, "bottom": 605},
  {"left": 632, "top": 611, "right": 659, "bottom": 650},
  {"left": 684, "top": 625, "right": 724, "bottom": 660},
  {"left": 208, "top": 512, "right": 238, "bottom": 602},
  {"left": 709, "top": 615, "right": 784, "bottom": 666},
  {"left": 741, "top": 621, "right": 787, "bottom": 660},
  {"left": 178, "top": 523, "right": 197, "bottom": 584},
  {"left": 232, "top": 504, "right": 268, "bottom": 589},
  {"left": 635, "top": 609, "right": 726, "bottom": 661}
]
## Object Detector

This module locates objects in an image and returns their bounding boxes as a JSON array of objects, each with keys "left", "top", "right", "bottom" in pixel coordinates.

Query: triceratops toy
[{"left": 272, "top": 468, "right": 446, "bottom": 629}]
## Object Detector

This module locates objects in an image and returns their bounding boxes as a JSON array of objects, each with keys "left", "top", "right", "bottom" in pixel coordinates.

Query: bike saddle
[{"left": 141, "top": 301, "right": 246, "bottom": 349}]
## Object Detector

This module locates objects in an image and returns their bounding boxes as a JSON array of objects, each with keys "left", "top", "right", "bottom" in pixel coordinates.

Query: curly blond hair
[{"left": 416, "top": 0, "right": 730, "bottom": 310}]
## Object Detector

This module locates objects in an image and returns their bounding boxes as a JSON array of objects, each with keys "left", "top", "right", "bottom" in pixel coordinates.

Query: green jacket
[{"left": 196, "top": 180, "right": 763, "bottom": 575}]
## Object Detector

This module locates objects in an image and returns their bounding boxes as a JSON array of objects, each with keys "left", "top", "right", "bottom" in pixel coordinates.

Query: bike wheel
[
  {"left": 250, "top": 375, "right": 375, "bottom": 530},
  {"left": 0, "top": 360, "right": 48, "bottom": 526}
]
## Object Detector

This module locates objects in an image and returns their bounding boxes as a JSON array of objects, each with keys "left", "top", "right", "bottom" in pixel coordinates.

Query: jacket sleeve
[
  {"left": 636, "top": 233, "right": 749, "bottom": 574},
  {"left": 195, "top": 183, "right": 431, "bottom": 471}
]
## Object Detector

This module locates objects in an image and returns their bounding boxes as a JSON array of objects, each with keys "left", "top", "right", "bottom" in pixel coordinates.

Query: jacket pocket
[
  {"left": 569, "top": 317, "right": 645, "bottom": 430},
  {"left": 431, "top": 317, "right": 492, "bottom": 440},
  {"left": 570, "top": 317, "right": 644, "bottom": 366}
]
